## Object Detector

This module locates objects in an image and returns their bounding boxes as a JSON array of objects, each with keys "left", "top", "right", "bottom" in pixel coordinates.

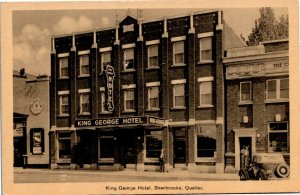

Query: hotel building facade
[
  {"left": 49, "top": 10, "right": 244, "bottom": 173},
  {"left": 223, "top": 39, "right": 289, "bottom": 172}
]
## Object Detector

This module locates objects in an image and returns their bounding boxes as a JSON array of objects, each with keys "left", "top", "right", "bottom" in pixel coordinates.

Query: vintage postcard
[{"left": 1, "top": 0, "right": 300, "bottom": 194}]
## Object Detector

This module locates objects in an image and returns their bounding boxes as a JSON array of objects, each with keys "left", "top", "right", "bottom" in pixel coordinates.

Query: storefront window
[
  {"left": 145, "top": 130, "right": 162, "bottom": 159},
  {"left": 269, "top": 122, "right": 288, "bottom": 152},
  {"left": 99, "top": 136, "right": 114, "bottom": 159},
  {"left": 196, "top": 126, "right": 216, "bottom": 158},
  {"left": 58, "top": 132, "right": 71, "bottom": 159}
]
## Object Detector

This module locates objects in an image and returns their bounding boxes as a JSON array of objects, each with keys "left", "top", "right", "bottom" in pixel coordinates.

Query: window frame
[
  {"left": 122, "top": 84, "right": 136, "bottom": 112},
  {"left": 171, "top": 36, "right": 186, "bottom": 66},
  {"left": 122, "top": 43, "right": 135, "bottom": 71},
  {"left": 240, "top": 81, "right": 252, "bottom": 103},
  {"left": 195, "top": 126, "right": 217, "bottom": 160},
  {"left": 266, "top": 78, "right": 289, "bottom": 102},
  {"left": 58, "top": 90, "right": 70, "bottom": 116},
  {"left": 58, "top": 53, "right": 69, "bottom": 79},
  {"left": 171, "top": 79, "right": 186, "bottom": 109},
  {"left": 78, "top": 88, "right": 91, "bottom": 115},
  {"left": 98, "top": 136, "right": 114, "bottom": 162},
  {"left": 268, "top": 121, "right": 289, "bottom": 153},
  {"left": 146, "top": 40, "right": 160, "bottom": 69},
  {"left": 144, "top": 130, "right": 163, "bottom": 162},
  {"left": 100, "top": 47, "right": 112, "bottom": 73},
  {"left": 57, "top": 132, "right": 71, "bottom": 161},
  {"left": 30, "top": 128, "right": 44, "bottom": 155},
  {"left": 146, "top": 82, "right": 160, "bottom": 111},
  {"left": 198, "top": 77, "right": 214, "bottom": 108},
  {"left": 78, "top": 50, "right": 90, "bottom": 77},
  {"left": 198, "top": 32, "right": 214, "bottom": 63}
]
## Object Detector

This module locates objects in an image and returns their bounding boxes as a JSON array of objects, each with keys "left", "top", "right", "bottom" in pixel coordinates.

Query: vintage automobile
[{"left": 239, "top": 153, "right": 290, "bottom": 180}]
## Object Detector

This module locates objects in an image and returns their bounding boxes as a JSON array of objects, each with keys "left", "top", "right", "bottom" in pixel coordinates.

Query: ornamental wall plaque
[{"left": 30, "top": 98, "right": 43, "bottom": 115}]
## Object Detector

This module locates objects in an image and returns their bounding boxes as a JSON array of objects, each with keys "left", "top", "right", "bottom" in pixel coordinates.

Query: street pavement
[{"left": 14, "top": 167, "right": 239, "bottom": 183}]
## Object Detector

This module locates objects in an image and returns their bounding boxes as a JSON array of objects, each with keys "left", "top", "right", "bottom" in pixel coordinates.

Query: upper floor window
[
  {"left": 58, "top": 53, "right": 69, "bottom": 78},
  {"left": 78, "top": 50, "right": 90, "bottom": 76},
  {"left": 198, "top": 77, "right": 213, "bottom": 107},
  {"left": 78, "top": 89, "right": 90, "bottom": 115},
  {"left": 171, "top": 79, "right": 186, "bottom": 108},
  {"left": 122, "top": 84, "right": 136, "bottom": 112},
  {"left": 240, "top": 81, "right": 252, "bottom": 102},
  {"left": 58, "top": 90, "right": 69, "bottom": 116},
  {"left": 198, "top": 32, "right": 213, "bottom": 63},
  {"left": 122, "top": 44, "right": 135, "bottom": 71},
  {"left": 100, "top": 47, "right": 112, "bottom": 73},
  {"left": 146, "top": 82, "right": 160, "bottom": 110},
  {"left": 146, "top": 40, "right": 160, "bottom": 68},
  {"left": 266, "top": 78, "right": 289, "bottom": 101},
  {"left": 171, "top": 36, "right": 186, "bottom": 66}
]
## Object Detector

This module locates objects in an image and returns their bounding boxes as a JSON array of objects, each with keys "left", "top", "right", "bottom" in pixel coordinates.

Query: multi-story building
[
  {"left": 13, "top": 69, "right": 50, "bottom": 168},
  {"left": 49, "top": 10, "right": 244, "bottom": 173},
  {"left": 223, "top": 39, "right": 289, "bottom": 172}
]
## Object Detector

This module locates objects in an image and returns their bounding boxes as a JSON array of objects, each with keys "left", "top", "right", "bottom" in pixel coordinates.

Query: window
[
  {"left": 171, "top": 80, "right": 186, "bottom": 108},
  {"left": 79, "top": 54, "right": 89, "bottom": 76},
  {"left": 148, "top": 87, "right": 159, "bottom": 110},
  {"left": 79, "top": 89, "right": 91, "bottom": 115},
  {"left": 58, "top": 132, "right": 71, "bottom": 159},
  {"left": 173, "top": 41, "right": 184, "bottom": 65},
  {"left": 123, "top": 48, "right": 134, "bottom": 71},
  {"left": 196, "top": 126, "right": 216, "bottom": 158},
  {"left": 145, "top": 130, "right": 162, "bottom": 159},
  {"left": 59, "top": 56, "right": 68, "bottom": 78},
  {"left": 101, "top": 51, "right": 111, "bottom": 72},
  {"left": 122, "top": 84, "right": 136, "bottom": 112},
  {"left": 100, "top": 88, "right": 110, "bottom": 113},
  {"left": 266, "top": 79, "right": 289, "bottom": 100},
  {"left": 198, "top": 32, "right": 213, "bottom": 63},
  {"left": 240, "top": 81, "right": 252, "bottom": 102},
  {"left": 198, "top": 77, "right": 213, "bottom": 107},
  {"left": 268, "top": 122, "right": 288, "bottom": 153},
  {"left": 147, "top": 45, "right": 159, "bottom": 68},
  {"left": 98, "top": 136, "right": 114, "bottom": 161},
  {"left": 30, "top": 128, "right": 44, "bottom": 155}
]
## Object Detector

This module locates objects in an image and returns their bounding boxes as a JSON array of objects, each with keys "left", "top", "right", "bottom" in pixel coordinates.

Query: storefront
[{"left": 13, "top": 113, "right": 28, "bottom": 167}]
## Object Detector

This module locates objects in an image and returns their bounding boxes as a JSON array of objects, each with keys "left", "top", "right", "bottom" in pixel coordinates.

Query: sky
[{"left": 12, "top": 8, "right": 288, "bottom": 76}]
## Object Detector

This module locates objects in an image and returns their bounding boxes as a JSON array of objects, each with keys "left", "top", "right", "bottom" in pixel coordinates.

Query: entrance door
[
  {"left": 174, "top": 138, "right": 186, "bottom": 164},
  {"left": 14, "top": 137, "right": 25, "bottom": 167},
  {"left": 239, "top": 137, "right": 252, "bottom": 168},
  {"left": 120, "top": 133, "right": 137, "bottom": 168}
]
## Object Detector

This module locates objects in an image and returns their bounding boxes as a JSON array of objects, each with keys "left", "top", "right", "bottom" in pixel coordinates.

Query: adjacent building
[
  {"left": 223, "top": 39, "right": 289, "bottom": 172},
  {"left": 13, "top": 69, "right": 50, "bottom": 168},
  {"left": 49, "top": 10, "right": 244, "bottom": 173}
]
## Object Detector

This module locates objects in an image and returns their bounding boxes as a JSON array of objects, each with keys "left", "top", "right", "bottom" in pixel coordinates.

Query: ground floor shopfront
[{"left": 49, "top": 116, "right": 224, "bottom": 173}]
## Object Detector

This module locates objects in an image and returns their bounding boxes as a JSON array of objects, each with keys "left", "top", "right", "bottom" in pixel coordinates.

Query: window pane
[
  {"left": 146, "top": 131, "right": 162, "bottom": 158},
  {"left": 269, "top": 132, "right": 288, "bottom": 152},
  {"left": 175, "top": 53, "right": 184, "bottom": 64},
  {"left": 197, "top": 135, "right": 216, "bottom": 157},
  {"left": 201, "top": 37, "right": 212, "bottom": 50},
  {"left": 102, "top": 52, "right": 111, "bottom": 63},
  {"left": 81, "top": 65, "right": 89, "bottom": 75},
  {"left": 62, "top": 96, "right": 68, "bottom": 104},
  {"left": 148, "top": 45, "right": 158, "bottom": 57},
  {"left": 280, "top": 79, "right": 289, "bottom": 98},
  {"left": 175, "top": 96, "right": 185, "bottom": 107},
  {"left": 174, "top": 41, "right": 184, "bottom": 53},
  {"left": 269, "top": 122, "right": 288, "bottom": 131},
  {"left": 80, "top": 55, "right": 89, "bottom": 65},
  {"left": 149, "top": 56, "right": 159, "bottom": 67},
  {"left": 99, "top": 138, "right": 114, "bottom": 158},
  {"left": 174, "top": 84, "right": 184, "bottom": 96}
]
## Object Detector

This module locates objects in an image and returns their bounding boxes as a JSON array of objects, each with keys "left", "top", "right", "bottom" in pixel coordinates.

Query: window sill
[
  {"left": 122, "top": 69, "right": 136, "bottom": 73},
  {"left": 78, "top": 113, "right": 91, "bottom": 116},
  {"left": 99, "top": 112, "right": 113, "bottom": 115},
  {"left": 171, "top": 64, "right": 186, "bottom": 68},
  {"left": 122, "top": 110, "right": 136, "bottom": 114},
  {"left": 171, "top": 107, "right": 186, "bottom": 110},
  {"left": 57, "top": 158, "right": 71, "bottom": 163},
  {"left": 58, "top": 114, "right": 70, "bottom": 117},
  {"left": 145, "top": 66, "right": 160, "bottom": 70},
  {"left": 78, "top": 75, "right": 90, "bottom": 78},
  {"left": 198, "top": 60, "right": 214, "bottom": 65},
  {"left": 238, "top": 101, "right": 253, "bottom": 105},
  {"left": 198, "top": 105, "right": 214, "bottom": 108},
  {"left": 58, "top": 77, "right": 69, "bottom": 80},
  {"left": 31, "top": 152, "right": 44, "bottom": 155},
  {"left": 265, "top": 99, "right": 289, "bottom": 104},
  {"left": 195, "top": 158, "right": 216, "bottom": 162},
  {"left": 146, "top": 108, "right": 160, "bottom": 112}
]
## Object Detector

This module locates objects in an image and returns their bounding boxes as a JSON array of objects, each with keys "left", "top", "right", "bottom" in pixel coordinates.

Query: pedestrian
[
  {"left": 244, "top": 145, "right": 250, "bottom": 167},
  {"left": 240, "top": 145, "right": 246, "bottom": 168},
  {"left": 159, "top": 149, "right": 165, "bottom": 172}
]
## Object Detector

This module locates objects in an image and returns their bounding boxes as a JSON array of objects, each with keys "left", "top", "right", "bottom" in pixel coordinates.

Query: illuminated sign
[
  {"left": 123, "top": 24, "right": 134, "bottom": 33},
  {"left": 105, "top": 65, "right": 115, "bottom": 112}
]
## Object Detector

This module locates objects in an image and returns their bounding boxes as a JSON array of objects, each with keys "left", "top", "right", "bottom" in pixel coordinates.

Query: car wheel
[{"left": 276, "top": 164, "right": 290, "bottom": 178}]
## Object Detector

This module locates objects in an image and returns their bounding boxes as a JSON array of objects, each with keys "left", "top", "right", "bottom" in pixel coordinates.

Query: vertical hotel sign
[{"left": 105, "top": 65, "right": 115, "bottom": 111}]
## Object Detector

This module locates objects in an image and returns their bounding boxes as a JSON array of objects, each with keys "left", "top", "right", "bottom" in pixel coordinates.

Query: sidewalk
[{"left": 14, "top": 167, "right": 239, "bottom": 180}]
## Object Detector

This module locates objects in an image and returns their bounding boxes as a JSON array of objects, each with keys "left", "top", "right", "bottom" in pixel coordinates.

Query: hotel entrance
[
  {"left": 118, "top": 130, "right": 139, "bottom": 169},
  {"left": 173, "top": 127, "right": 187, "bottom": 167}
]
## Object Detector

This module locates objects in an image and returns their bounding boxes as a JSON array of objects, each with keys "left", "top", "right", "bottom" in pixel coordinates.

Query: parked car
[{"left": 239, "top": 153, "right": 289, "bottom": 180}]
